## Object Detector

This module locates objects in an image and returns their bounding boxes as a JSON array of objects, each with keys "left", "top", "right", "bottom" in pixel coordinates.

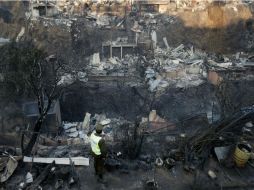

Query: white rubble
[
  {"left": 82, "top": 112, "right": 91, "bottom": 129},
  {"left": 100, "top": 119, "right": 111, "bottom": 126},
  {"left": 96, "top": 15, "right": 110, "bottom": 26},
  {"left": 25, "top": 172, "right": 33, "bottom": 184},
  {"left": 145, "top": 44, "right": 207, "bottom": 92},
  {"left": 16, "top": 27, "right": 25, "bottom": 42},
  {"left": 58, "top": 74, "right": 75, "bottom": 86}
]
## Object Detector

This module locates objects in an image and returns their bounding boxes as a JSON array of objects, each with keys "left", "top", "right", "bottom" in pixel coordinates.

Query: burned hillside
[{"left": 0, "top": 0, "right": 254, "bottom": 190}]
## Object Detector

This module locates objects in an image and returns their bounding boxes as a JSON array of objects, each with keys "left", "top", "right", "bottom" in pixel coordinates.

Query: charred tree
[
  {"left": 22, "top": 58, "right": 63, "bottom": 155},
  {"left": 0, "top": 42, "right": 64, "bottom": 156}
]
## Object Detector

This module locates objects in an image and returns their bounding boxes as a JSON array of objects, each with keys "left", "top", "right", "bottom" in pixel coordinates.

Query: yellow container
[{"left": 233, "top": 144, "right": 251, "bottom": 167}]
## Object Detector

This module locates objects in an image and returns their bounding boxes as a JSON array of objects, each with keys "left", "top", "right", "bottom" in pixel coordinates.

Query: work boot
[{"left": 97, "top": 175, "right": 107, "bottom": 185}]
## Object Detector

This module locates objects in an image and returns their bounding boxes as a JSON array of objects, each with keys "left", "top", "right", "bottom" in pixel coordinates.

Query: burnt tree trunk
[
  {"left": 23, "top": 98, "right": 53, "bottom": 156},
  {"left": 23, "top": 119, "right": 43, "bottom": 156}
]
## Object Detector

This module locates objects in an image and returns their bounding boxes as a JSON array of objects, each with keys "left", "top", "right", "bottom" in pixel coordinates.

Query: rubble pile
[
  {"left": 1, "top": 0, "right": 254, "bottom": 189},
  {"left": 145, "top": 44, "right": 207, "bottom": 92},
  {"left": 37, "top": 17, "right": 74, "bottom": 32},
  {"left": 131, "top": 106, "right": 254, "bottom": 177},
  {"left": 28, "top": 0, "right": 128, "bottom": 30},
  {"left": 145, "top": 43, "right": 254, "bottom": 93},
  {"left": 184, "top": 105, "right": 254, "bottom": 168},
  {"left": 88, "top": 53, "right": 140, "bottom": 76},
  {"left": 86, "top": 43, "right": 208, "bottom": 92},
  {"left": 174, "top": 0, "right": 209, "bottom": 11},
  {"left": 1, "top": 105, "right": 254, "bottom": 189},
  {"left": 87, "top": 13, "right": 125, "bottom": 29},
  {"left": 207, "top": 52, "right": 254, "bottom": 69},
  {"left": 57, "top": 71, "right": 87, "bottom": 86},
  {"left": 60, "top": 41, "right": 254, "bottom": 94},
  {"left": 63, "top": 122, "right": 88, "bottom": 144},
  {"left": 62, "top": 113, "right": 129, "bottom": 146},
  {"left": 132, "top": 13, "right": 177, "bottom": 32}
]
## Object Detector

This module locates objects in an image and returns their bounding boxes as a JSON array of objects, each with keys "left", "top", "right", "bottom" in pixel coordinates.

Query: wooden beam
[
  {"left": 23, "top": 156, "right": 89, "bottom": 166},
  {"left": 27, "top": 162, "right": 55, "bottom": 190}
]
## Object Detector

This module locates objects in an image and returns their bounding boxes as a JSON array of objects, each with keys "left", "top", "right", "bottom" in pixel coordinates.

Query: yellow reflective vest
[{"left": 90, "top": 131, "right": 102, "bottom": 155}]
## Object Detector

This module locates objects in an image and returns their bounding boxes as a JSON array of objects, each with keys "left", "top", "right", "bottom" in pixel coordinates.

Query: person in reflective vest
[{"left": 90, "top": 123, "right": 107, "bottom": 182}]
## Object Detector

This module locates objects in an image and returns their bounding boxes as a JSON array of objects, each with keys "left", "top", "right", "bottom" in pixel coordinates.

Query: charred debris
[{"left": 0, "top": 0, "right": 254, "bottom": 190}]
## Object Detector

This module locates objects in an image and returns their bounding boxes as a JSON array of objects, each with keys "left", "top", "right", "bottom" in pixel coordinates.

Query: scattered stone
[
  {"left": 25, "top": 172, "right": 33, "bottom": 184},
  {"left": 100, "top": 119, "right": 111, "bottom": 126},
  {"left": 208, "top": 170, "right": 217, "bottom": 179},
  {"left": 155, "top": 157, "right": 163, "bottom": 167},
  {"left": 245, "top": 122, "right": 253, "bottom": 128}
]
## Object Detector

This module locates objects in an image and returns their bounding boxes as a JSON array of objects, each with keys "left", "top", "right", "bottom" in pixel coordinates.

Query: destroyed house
[
  {"left": 22, "top": 100, "right": 62, "bottom": 134},
  {"left": 102, "top": 36, "right": 137, "bottom": 58},
  {"left": 30, "top": 1, "right": 59, "bottom": 17},
  {"left": 133, "top": 0, "right": 169, "bottom": 13}
]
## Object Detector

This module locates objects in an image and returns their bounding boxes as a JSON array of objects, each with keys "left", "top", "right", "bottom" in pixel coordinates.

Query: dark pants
[{"left": 93, "top": 154, "right": 105, "bottom": 179}]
